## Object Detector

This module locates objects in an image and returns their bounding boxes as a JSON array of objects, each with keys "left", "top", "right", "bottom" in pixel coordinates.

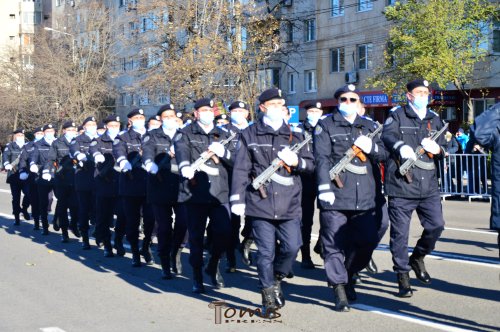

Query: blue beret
[
  {"left": 127, "top": 108, "right": 145, "bottom": 118},
  {"left": 228, "top": 101, "right": 249, "bottom": 111},
  {"left": 62, "top": 120, "right": 77, "bottom": 129},
  {"left": 406, "top": 79, "right": 430, "bottom": 92},
  {"left": 258, "top": 88, "right": 283, "bottom": 104},
  {"left": 334, "top": 84, "right": 360, "bottom": 99},
  {"left": 157, "top": 103, "right": 175, "bottom": 116}
]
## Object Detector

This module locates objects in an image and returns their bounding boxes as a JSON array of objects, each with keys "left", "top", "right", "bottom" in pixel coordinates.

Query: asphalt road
[{"left": 0, "top": 173, "right": 498, "bottom": 332}]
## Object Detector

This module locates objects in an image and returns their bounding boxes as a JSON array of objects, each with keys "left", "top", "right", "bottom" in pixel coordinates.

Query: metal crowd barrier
[{"left": 438, "top": 153, "right": 491, "bottom": 202}]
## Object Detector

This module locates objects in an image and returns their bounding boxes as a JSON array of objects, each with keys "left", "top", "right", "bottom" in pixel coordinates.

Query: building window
[
  {"left": 23, "top": 12, "right": 42, "bottom": 25},
  {"left": 22, "top": 34, "right": 34, "bottom": 45},
  {"left": 56, "top": 0, "right": 62, "bottom": 6},
  {"left": 331, "top": 0, "right": 344, "bottom": 17},
  {"left": 493, "top": 19, "right": 500, "bottom": 53},
  {"left": 386, "top": 0, "right": 396, "bottom": 5},
  {"left": 288, "top": 72, "right": 296, "bottom": 94},
  {"left": 285, "top": 21, "right": 293, "bottom": 43},
  {"left": 358, "top": 0, "right": 373, "bottom": 12},
  {"left": 120, "top": 93, "right": 127, "bottom": 106},
  {"left": 9, "top": 14, "right": 16, "bottom": 19},
  {"left": 139, "top": 91, "right": 150, "bottom": 106},
  {"left": 358, "top": 43, "right": 373, "bottom": 70},
  {"left": 468, "top": 98, "right": 496, "bottom": 118},
  {"left": 330, "top": 47, "right": 345, "bottom": 73},
  {"left": 304, "top": 70, "right": 316, "bottom": 92},
  {"left": 305, "top": 19, "right": 315, "bottom": 42},
  {"left": 22, "top": 54, "right": 33, "bottom": 67}
]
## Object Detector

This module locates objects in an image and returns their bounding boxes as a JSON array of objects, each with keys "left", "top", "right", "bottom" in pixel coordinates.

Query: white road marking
[
  {"left": 352, "top": 304, "right": 477, "bottom": 332},
  {"left": 444, "top": 227, "right": 496, "bottom": 235},
  {"left": 40, "top": 327, "right": 67, "bottom": 332}
]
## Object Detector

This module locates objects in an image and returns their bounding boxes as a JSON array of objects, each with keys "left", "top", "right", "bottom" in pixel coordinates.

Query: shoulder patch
[
  {"left": 174, "top": 133, "right": 182, "bottom": 142},
  {"left": 90, "top": 141, "right": 97, "bottom": 146},
  {"left": 384, "top": 117, "right": 393, "bottom": 126},
  {"left": 113, "top": 139, "right": 120, "bottom": 146},
  {"left": 314, "top": 125, "right": 323, "bottom": 135},
  {"left": 143, "top": 136, "right": 150, "bottom": 143}
]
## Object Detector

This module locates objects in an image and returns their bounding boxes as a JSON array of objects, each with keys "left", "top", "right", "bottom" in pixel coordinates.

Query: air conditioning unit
[{"left": 345, "top": 71, "right": 358, "bottom": 84}]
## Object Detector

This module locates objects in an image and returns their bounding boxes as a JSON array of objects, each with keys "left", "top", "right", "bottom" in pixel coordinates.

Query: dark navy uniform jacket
[
  {"left": 29, "top": 138, "right": 53, "bottom": 186},
  {"left": 89, "top": 132, "right": 119, "bottom": 197},
  {"left": 174, "top": 121, "right": 234, "bottom": 204},
  {"left": 45, "top": 137, "right": 76, "bottom": 187},
  {"left": 112, "top": 128, "right": 147, "bottom": 197},
  {"left": 2, "top": 142, "right": 25, "bottom": 184},
  {"left": 69, "top": 133, "right": 95, "bottom": 192},
  {"left": 230, "top": 119, "right": 314, "bottom": 220},
  {"left": 314, "top": 111, "right": 387, "bottom": 211},
  {"left": 19, "top": 141, "right": 37, "bottom": 182},
  {"left": 381, "top": 105, "right": 446, "bottom": 199},
  {"left": 142, "top": 127, "right": 180, "bottom": 205},
  {"left": 298, "top": 120, "right": 317, "bottom": 198},
  {"left": 471, "top": 103, "right": 500, "bottom": 230}
]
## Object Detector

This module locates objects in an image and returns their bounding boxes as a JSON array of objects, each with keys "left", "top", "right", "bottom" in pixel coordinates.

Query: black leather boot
[
  {"left": 103, "top": 238, "right": 114, "bottom": 257},
  {"left": 273, "top": 273, "right": 286, "bottom": 308},
  {"left": 41, "top": 219, "right": 49, "bottom": 235},
  {"left": 69, "top": 221, "right": 80, "bottom": 238},
  {"left": 192, "top": 267, "right": 205, "bottom": 293},
  {"left": 205, "top": 255, "right": 225, "bottom": 288},
  {"left": 397, "top": 272, "right": 413, "bottom": 298},
  {"left": 260, "top": 287, "right": 278, "bottom": 318},
  {"left": 365, "top": 258, "right": 378, "bottom": 274},
  {"left": 21, "top": 208, "right": 31, "bottom": 221},
  {"left": 225, "top": 249, "right": 236, "bottom": 273},
  {"left": 81, "top": 231, "right": 91, "bottom": 250},
  {"left": 345, "top": 275, "right": 357, "bottom": 302},
  {"left": 313, "top": 238, "right": 324, "bottom": 259},
  {"left": 333, "top": 284, "right": 350, "bottom": 312},
  {"left": 140, "top": 239, "right": 153, "bottom": 265},
  {"left": 239, "top": 237, "right": 253, "bottom": 266},
  {"left": 160, "top": 256, "right": 172, "bottom": 280},
  {"left": 300, "top": 245, "right": 315, "bottom": 269},
  {"left": 114, "top": 236, "right": 126, "bottom": 257},
  {"left": 170, "top": 246, "right": 183, "bottom": 274},
  {"left": 131, "top": 244, "right": 141, "bottom": 267},
  {"left": 14, "top": 214, "right": 20, "bottom": 226},
  {"left": 33, "top": 219, "right": 40, "bottom": 231},
  {"left": 52, "top": 215, "right": 60, "bottom": 231},
  {"left": 61, "top": 228, "right": 69, "bottom": 243},
  {"left": 409, "top": 253, "right": 431, "bottom": 284}
]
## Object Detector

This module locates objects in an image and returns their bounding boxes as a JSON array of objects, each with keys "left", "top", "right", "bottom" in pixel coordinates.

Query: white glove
[
  {"left": 145, "top": 162, "right": 159, "bottom": 174},
  {"left": 76, "top": 153, "right": 87, "bottom": 162},
  {"left": 231, "top": 204, "right": 246, "bottom": 216},
  {"left": 19, "top": 172, "right": 29, "bottom": 180},
  {"left": 119, "top": 159, "right": 132, "bottom": 172},
  {"left": 94, "top": 154, "right": 105, "bottom": 164},
  {"left": 354, "top": 136, "right": 373, "bottom": 154},
  {"left": 208, "top": 142, "right": 225, "bottom": 158},
  {"left": 421, "top": 138, "right": 441, "bottom": 155},
  {"left": 318, "top": 192, "right": 335, "bottom": 205},
  {"left": 181, "top": 165, "right": 195, "bottom": 180},
  {"left": 42, "top": 173, "right": 52, "bottom": 181},
  {"left": 169, "top": 145, "right": 175, "bottom": 156},
  {"left": 277, "top": 147, "right": 298, "bottom": 167},
  {"left": 4, "top": 164, "right": 13, "bottom": 171},
  {"left": 400, "top": 145, "right": 417, "bottom": 161},
  {"left": 30, "top": 164, "right": 39, "bottom": 173}
]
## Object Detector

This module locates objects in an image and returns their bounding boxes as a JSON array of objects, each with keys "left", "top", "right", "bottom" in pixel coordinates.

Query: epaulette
[
  {"left": 430, "top": 110, "right": 439, "bottom": 117},
  {"left": 291, "top": 125, "right": 303, "bottom": 133},
  {"left": 219, "top": 126, "right": 229, "bottom": 133},
  {"left": 361, "top": 115, "right": 374, "bottom": 121},
  {"left": 390, "top": 106, "right": 401, "bottom": 112}
]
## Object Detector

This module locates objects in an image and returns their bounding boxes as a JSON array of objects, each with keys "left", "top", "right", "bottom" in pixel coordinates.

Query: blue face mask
[
  {"left": 307, "top": 113, "right": 321, "bottom": 126},
  {"left": 132, "top": 119, "right": 146, "bottom": 131},
  {"left": 107, "top": 127, "right": 120, "bottom": 138},
  {"left": 35, "top": 134, "right": 44, "bottom": 142},
  {"left": 412, "top": 95, "right": 429, "bottom": 111},
  {"left": 65, "top": 132, "right": 77, "bottom": 141},
  {"left": 44, "top": 133, "right": 55, "bottom": 141},
  {"left": 85, "top": 126, "right": 97, "bottom": 137},
  {"left": 338, "top": 103, "right": 358, "bottom": 117}
]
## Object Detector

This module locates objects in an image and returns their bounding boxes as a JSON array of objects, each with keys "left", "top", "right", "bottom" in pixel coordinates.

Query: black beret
[
  {"left": 127, "top": 108, "right": 145, "bottom": 118},
  {"left": 148, "top": 115, "right": 160, "bottom": 122},
  {"left": 303, "top": 100, "right": 322, "bottom": 110},
  {"left": 82, "top": 116, "right": 96, "bottom": 126},
  {"left": 43, "top": 123, "right": 55, "bottom": 131},
  {"left": 157, "top": 103, "right": 175, "bottom": 116},
  {"left": 97, "top": 122, "right": 105, "bottom": 130},
  {"left": 258, "top": 88, "right": 283, "bottom": 104},
  {"left": 62, "top": 121, "right": 77, "bottom": 129},
  {"left": 34, "top": 126, "right": 44, "bottom": 133},
  {"left": 12, "top": 128, "right": 25, "bottom": 135},
  {"left": 194, "top": 98, "right": 214, "bottom": 110},
  {"left": 228, "top": 101, "right": 249, "bottom": 111},
  {"left": 103, "top": 114, "right": 120, "bottom": 124},
  {"left": 215, "top": 114, "right": 228, "bottom": 121},
  {"left": 334, "top": 84, "right": 360, "bottom": 99},
  {"left": 406, "top": 79, "right": 430, "bottom": 92},
  {"left": 77, "top": 125, "right": 83, "bottom": 132}
]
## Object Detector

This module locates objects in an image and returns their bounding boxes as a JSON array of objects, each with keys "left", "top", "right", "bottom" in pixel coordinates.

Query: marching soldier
[
  {"left": 2, "top": 129, "right": 31, "bottom": 225},
  {"left": 298, "top": 101, "right": 323, "bottom": 269},
  {"left": 90, "top": 115, "right": 126, "bottom": 257},
  {"left": 314, "top": 85, "right": 387, "bottom": 311},
  {"left": 147, "top": 115, "right": 162, "bottom": 131},
  {"left": 113, "top": 108, "right": 155, "bottom": 267},
  {"left": 142, "top": 104, "right": 188, "bottom": 279},
  {"left": 70, "top": 116, "right": 97, "bottom": 250},
  {"left": 174, "top": 98, "right": 234, "bottom": 293},
  {"left": 43, "top": 121, "right": 80, "bottom": 242},
  {"left": 381, "top": 79, "right": 446, "bottom": 298},
  {"left": 19, "top": 126, "right": 44, "bottom": 230},
  {"left": 230, "top": 88, "right": 314, "bottom": 317},
  {"left": 29, "top": 124, "right": 57, "bottom": 235}
]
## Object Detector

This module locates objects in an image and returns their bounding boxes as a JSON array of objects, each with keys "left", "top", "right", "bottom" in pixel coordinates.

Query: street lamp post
[{"left": 43, "top": 27, "right": 76, "bottom": 63}]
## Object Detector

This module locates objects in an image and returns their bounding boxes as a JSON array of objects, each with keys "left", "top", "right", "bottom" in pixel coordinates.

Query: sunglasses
[{"left": 340, "top": 97, "right": 358, "bottom": 103}]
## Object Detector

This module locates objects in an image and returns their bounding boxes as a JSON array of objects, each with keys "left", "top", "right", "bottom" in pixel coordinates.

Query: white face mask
[
  {"left": 162, "top": 118, "right": 178, "bottom": 131},
  {"left": 148, "top": 124, "right": 161, "bottom": 131},
  {"left": 198, "top": 112, "right": 214, "bottom": 126},
  {"left": 231, "top": 112, "right": 247, "bottom": 125},
  {"left": 65, "top": 132, "right": 77, "bottom": 141},
  {"left": 264, "top": 106, "right": 284, "bottom": 123},
  {"left": 132, "top": 119, "right": 146, "bottom": 130},
  {"left": 85, "top": 125, "right": 97, "bottom": 137},
  {"left": 35, "top": 134, "right": 44, "bottom": 141},
  {"left": 307, "top": 113, "right": 321, "bottom": 126},
  {"left": 338, "top": 103, "right": 358, "bottom": 117},
  {"left": 44, "top": 133, "right": 55, "bottom": 141},
  {"left": 15, "top": 138, "right": 25, "bottom": 146},
  {"left": 107, "top": 127, "right": 120, "bottom": 139}
]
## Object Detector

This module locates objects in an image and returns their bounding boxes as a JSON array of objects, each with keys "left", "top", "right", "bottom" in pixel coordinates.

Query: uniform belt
[
  {"left": 270, "top": 173, "right": 294, "bottom": 186},
  {"left": 414, "top": 159, "right": 435, "bottom": 170},
  {"left": 345, "top": 163, "right": 368, "bottom": 175},
  {"left": 199, "top": 163, "right": 220, "bottom": 176},
  {"left": 170, "top": 164, "right": 179, "bottom": 174}
]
